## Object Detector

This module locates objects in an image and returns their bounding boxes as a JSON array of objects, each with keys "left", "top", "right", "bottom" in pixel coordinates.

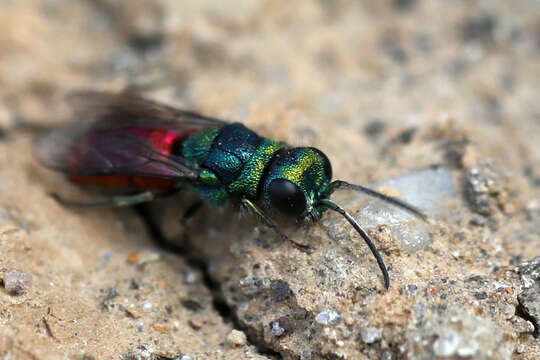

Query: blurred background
[
  {"left": 1, "top": 1, "right": 538, "bottom": 154},
  {"left": 1, "top": 0, "right": 538, "bottom": 180}
]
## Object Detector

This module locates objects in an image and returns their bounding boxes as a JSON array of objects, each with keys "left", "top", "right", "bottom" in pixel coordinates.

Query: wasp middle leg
[{"left": 50, "top": 188, "right": 180, "bottom": 208}]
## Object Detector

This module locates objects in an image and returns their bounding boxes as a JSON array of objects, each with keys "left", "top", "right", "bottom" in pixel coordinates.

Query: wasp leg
[
  {"left": 240, "top": 198, "right": 311, "bottom": 251},
  {"left": 180, "top": 200, "right": 203, "bottom": 225},
  {"left": 50, "top": 189, "right": 177, "bottom": 208},
  {"left": 133, "top": 203, "right": 187, "bottom": 254}
]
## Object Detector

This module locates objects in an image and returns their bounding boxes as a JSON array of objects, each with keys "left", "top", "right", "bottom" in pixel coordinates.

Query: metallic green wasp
[{"left": 35, "top": 91, "right": 427, "bottom": 288}]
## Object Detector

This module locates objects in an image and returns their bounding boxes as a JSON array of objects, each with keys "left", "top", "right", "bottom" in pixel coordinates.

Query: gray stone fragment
[
  {"left": 271, "top": 321, "right": 285, "bottom": 337},
  {"left": 1, "top": 269, "right": 32, "bottom": 295},
  {"left": 336, "top": 166, "right": 456, "bottom": 252},
  {"left": 465, "top": 160, "right": 504, "bottom": 216},
  {"left": 405, "top": 309, "right": 511, "bottom": 359},
  {"left": 269, "top": 316, "right": 292, "bottom": 337},
  {"left": 516, "top": 257, "right": 540, "bottom": 336},
  {"left": 101, "top": 286, "right": 119, "bottom": 311},
  {"left": 360, "top": 328, "right": 381, "bottom": 344},
  {"left": 315, "top": 309, "right": 341, "bottom": 325},
  {"left": 239, "top": 276, "right": 264, "bottom": 296},
  {"left": 403, "top": 284, "right": 419, "bottom": 297},
  {"left": 270, "top": 279, "right": 290, "bottom": 302}
]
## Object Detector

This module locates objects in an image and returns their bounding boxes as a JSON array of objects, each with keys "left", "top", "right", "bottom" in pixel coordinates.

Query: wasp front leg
[{"left": 240, "top": 198, "right": 311, "bottom": 251}]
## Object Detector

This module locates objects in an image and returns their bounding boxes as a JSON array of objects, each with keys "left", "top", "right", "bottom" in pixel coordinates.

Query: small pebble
[
  {"left": 413, "top": 302, "right": 426, "bottom": 315},
  {"left": 189, "top": 314, "right": 204, "bottom": 330},
  {"left": 433, "top": 331, "right": 459, "bottom": 357},
  {"left": 1, "top": 269, "right": 32, "bottom": 295},
  {"left": 182, "top": 271, "right": 199, "bottom": 285},
  {"left": 227, "top": 329, "right": 247, "bottom": 346},
  {"left": 474, "top": 292, "right": 488, "bottom": 300},
  {"left": 180, "top": 356, "right": 192, "bottom": 360},
  {"left": 127, "top": 250, "right": 161, "bottom": 267},
  {"left": 270, "top": 316, "right": 292, "bottom": 337},
  {"left": 143, "top": 302, "right": 153, "bottom": 310},
  {"left": 469, "top": 216, "right": 486, "bottom": 227},
  {"left": 101, "top": 286, "right": 119, "bottom": 310},
  {"left": 315, "top": 309, "right": 341, "bottom": 325},
  {"left": 465, "top": 161, "right": 503, "bottom": 216},
  {"left": 270, "top": 279, "right": 291, "bottom": 302},
  {"left": 239, "top": 276, "right": 264, "bottom": 296},
  {"left": 457, "top": 340, "right": 479, "bottom": 357},
  {"left": 360, "top": 328, "right": 381, "bottom": 344},
  {"left": 403, "top": 284, "right": 419, "bottom": 297},
  {"left": 271, "top": 321, "right": 285, "bottom": 337}
]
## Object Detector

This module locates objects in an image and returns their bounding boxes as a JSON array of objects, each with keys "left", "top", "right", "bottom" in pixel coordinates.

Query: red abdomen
[{"left": 68, "top": 127, "right": 195, "bottom": 191}]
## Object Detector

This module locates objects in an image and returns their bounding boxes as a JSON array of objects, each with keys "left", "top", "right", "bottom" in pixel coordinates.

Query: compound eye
[{"left": 268, "top": 179, "right": 306, "bottom": 216}]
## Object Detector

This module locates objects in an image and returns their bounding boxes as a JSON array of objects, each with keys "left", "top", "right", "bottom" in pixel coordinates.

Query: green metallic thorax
[
  {"left": 181, "top": 123, "right": 282, "bottom": 204},
  {"left": 226, "top": 138, "right": 282, "bottom": 197}
]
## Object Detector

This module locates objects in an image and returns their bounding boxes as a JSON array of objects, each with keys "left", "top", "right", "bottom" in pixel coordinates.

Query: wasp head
[
  {"left": 262, "top": 147, "right": 333, "bottom": 220},
  {"left": 261, "top": 146, "right": 427, "bottom": 290}
]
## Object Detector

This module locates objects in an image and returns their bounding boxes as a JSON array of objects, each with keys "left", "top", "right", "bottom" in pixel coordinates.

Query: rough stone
[
  {"left": 465, "top": 160, "right": 506, "bottom": 216},
  {"left": 360, "top": 328, "right": 381, "bottom": 344},
  {"left": 0, "top": 138, "right": 264, "bottom": 359},
  {"left": 345, "top": 166, "right": 457, "bottom": 252},
  {"left": 315, "top": 310, "right": 342, "bottom": 326},
  {"left": 270, "top": 320, "right": 285, "bottom": 337},
  {"left": 1, "top": 269, "right": 32, "bottom": 295},
  {"left": 227, "top": 329, "right": 248, "bottom": 347},
  {"left": 516, "top": 257, "right": 540, "bottom": 337},
  {"left": 269, "top": 279, "right": 291, "bottom": 302}
]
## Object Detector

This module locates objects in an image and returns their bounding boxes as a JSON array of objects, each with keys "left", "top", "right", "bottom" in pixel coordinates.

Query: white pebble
[
  {"left": 227, "top": 329, "right": 247, "bottom": 346},
  {"left": 360, "top": 328, "right": 381, "bottom": 344},
  {"left": 315, "top": 309, "right": 341, "bottom": 325},
  {"left": 433, "top": 331, "right": 459, "bottom": 357}
]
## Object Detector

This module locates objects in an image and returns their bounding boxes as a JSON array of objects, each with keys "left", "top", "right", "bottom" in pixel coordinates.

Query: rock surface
[{"left": 1, "top": 1, "right": 539, "bottom": 359}]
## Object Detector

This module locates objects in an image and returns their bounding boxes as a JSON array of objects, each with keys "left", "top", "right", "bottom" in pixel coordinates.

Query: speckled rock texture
[{"left": 1, "top": 1, "right": 539, "bottom": 359}]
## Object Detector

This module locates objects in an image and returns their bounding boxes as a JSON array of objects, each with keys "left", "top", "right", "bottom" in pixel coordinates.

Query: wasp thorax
[{"left": 263, "top": 147, "right": 332, "bottom": 217}]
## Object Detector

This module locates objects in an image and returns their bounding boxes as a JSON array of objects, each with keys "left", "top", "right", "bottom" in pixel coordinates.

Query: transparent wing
[
  {"left": 34, "top": 91, "right": 226, "bottom": 180},
  {"left": 66, "top": 90, "right": 226, "bottom": 130}
]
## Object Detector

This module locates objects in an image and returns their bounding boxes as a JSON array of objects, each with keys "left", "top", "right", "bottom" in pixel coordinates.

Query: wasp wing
[
  {"left": 66, "top": 90, "right": 226, "bottom": 130},
  {"left": 34, "top": 91, "right": 226, "bottom": 181}
]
